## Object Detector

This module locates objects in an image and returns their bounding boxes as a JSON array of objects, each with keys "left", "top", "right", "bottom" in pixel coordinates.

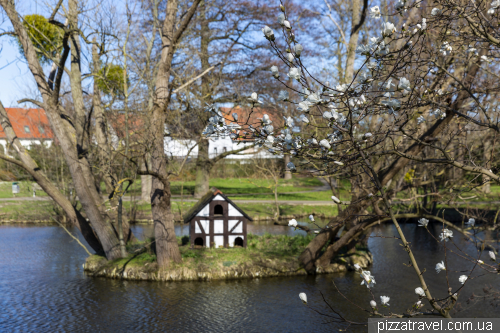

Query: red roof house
[{"left": 0, "top": 108, "right": 54, "bottom": 141}]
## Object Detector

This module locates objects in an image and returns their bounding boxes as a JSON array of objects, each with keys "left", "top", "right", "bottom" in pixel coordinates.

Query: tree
[{"left": 205, "top": 0, "right": 500, "bottom": 321}]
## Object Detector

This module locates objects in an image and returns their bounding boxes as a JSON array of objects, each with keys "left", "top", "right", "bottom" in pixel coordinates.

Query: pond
[{"left": 0, "top": 220, "right": 499, "bottom": 332}]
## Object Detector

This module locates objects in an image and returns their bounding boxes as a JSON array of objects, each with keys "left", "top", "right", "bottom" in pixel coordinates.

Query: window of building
[
  {"left": 38, "top": 126, "right": 45, "bottom": 134},
  {"left": 223, "top": 147, "right": 227, "bottom": 153},
  {"left": 24, "top": 126, "right": 30, "bottom": 133},
  {"left": 214, "top": 147, "right": 218, "bottom": 155}
]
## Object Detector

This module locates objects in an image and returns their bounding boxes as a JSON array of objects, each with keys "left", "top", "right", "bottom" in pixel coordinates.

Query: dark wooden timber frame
[{"left": 185, "top": 188, "right": 251, "bottom": 248}]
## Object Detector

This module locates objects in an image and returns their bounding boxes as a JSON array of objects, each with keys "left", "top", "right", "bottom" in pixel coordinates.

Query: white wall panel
[
  {"left": 228, "top": 204, "right": 243, "bottom": 217},
  {"left": 214, "top": 220, "right": 224, "bottom": 234},
  {"left": 196, "top": 204, "right": 210, "bottom": 217}
]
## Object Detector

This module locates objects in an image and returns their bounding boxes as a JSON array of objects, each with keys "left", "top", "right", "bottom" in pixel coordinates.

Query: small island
[{"left": 83, "top": 233, "right": 372, "bottom": 281}]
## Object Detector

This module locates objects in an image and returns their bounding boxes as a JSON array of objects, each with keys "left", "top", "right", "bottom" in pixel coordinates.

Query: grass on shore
[{"left": 113, "top": 233, "right": 316, "bottom": 269}]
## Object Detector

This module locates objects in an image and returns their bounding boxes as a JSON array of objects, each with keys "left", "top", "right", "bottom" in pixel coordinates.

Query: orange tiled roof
[
  {"left": 0, "top": 108, "right": 54, "bottom": 140},
  {"left": 220, "top": 106, "right": 283, "bottom": 127}
]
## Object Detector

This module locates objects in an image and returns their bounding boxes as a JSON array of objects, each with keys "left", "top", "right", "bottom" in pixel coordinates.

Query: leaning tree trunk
[
  {"left": 299, "top": 46, "right": 486, "bottom": 273},
  {"left": 1, "top": 0, "right": 123, "bottom": 260},
  {"left": 0, "top": 102, "right": 104, "bottom": 254}
]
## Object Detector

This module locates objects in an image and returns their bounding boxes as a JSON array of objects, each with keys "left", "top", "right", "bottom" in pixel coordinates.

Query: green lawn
[
  {"left": 0, "top": 181, "right": 48, "bottom": 199},
  {"left": 169, "top": 177, "right": 324, "bottom": 195}
]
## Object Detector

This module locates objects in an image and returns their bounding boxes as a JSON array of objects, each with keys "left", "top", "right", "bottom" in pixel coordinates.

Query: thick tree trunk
[
  {"left": 194, "top": 138, "right": 211, "bottom": 198},
  {"left": 283, "top": 154, "right": 292, "bottom": 180},
  {"left": 150, "top": 105, "right": 182, "bottom": 266},
  {"left": 1, "top": 0, "right": 123, "bottom": 260},
  {"left": 0, "top": 101, "right": 104, "bottom": 255},
  {"left": 148, "top": 0, "right": 201, "bottom": 267}
]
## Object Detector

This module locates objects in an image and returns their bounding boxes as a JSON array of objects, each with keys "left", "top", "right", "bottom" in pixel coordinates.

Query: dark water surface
[{"left": 0, "top": 221, "right": 499, "bottom": 332}]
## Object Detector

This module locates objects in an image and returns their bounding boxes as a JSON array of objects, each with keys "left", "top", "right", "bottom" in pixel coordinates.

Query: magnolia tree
[{"left": 205, "top": 0, "right": 500, "bottom": 325}]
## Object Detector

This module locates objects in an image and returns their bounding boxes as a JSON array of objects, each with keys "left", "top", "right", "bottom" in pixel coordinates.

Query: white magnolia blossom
[
  {"left": 334, "top": 161, "right": 344, "bottom": 166},
  {"left": 270, "top": 65, "right": 279, "bottom": 78},
  {"left": 232, "top": 113, "right": 238, "bottom": 122},
  {"left": 381, "top": 22, "right": 396, "bottom": 36},
  {"left": 354, "top": 263, "right": 361, "bottom": 271},
  {"left": 489, "top": 0, "right": 500, "bottom": 14},
  {"left": 331, "top": 195, "right": 340, "bottom": 204},
  {"left": 459, "top": 275, "right": 468, "bottom": 284},
  {"left": 306, "top": 92, "right": 322, "bottom": 105},
  {"left": 278, "top": 90, "right": 289, "bottom": 101},
  {"left": 395, "top": 0, "right": 407, "bottom": 12},
  {"left": 278, "top": 13, "right": 285, "bottom": 26},
  {"left": 435, "top": 261, "right": 446, "bottom": 273},
  {"left": 421, "top": 18, "right": 427, "bottom": 30},
  {"left": 297, "top": 101, "right": 312, "bottom": 112},
  {"left": 287, "top": 162, "right": 296, "bottom": 171},
  {"left": 285, "top": 116, "right": 293, "bottom": 127},
  {"left": 370, "top": 300, "right": 377, "bottom": 308},
  {"left": 283, "top": 20, "right": 291, "bottom": 29},
  {"left": 265, "top": 135, "right": 275, "bottom": 145},
  {"left": 417, "top": 115, "right": 425, "bottom": 124},
  {"left": 418, "top": 218, "right": 429, "bottom": 227},
  {"left": 309, "top": 214, "right": 315, "bottom": 222},
  {"left": 288, "top": 67, "right": 301, "bottom": 80},
  {"left": 368, "top": 193, "right": 374, "bottom": 198},
  {"left": 309, "top": 138, "right": 318, "bottom": 145},
  {"left": 286, "top": 52, "right": 294, "bottom": 62},
  {"left": 319, "top": 139, "right": 331, "bottom": 149},
  {"left": 415, "top": 287, "right": 425, "bottom": 297},
  {"left": 465, "top": 218, "right": 475, "bottom": 227},
  {"left": 467, "top": 46, "right": 479, "bottom": 56},
  {"left": 478, "top": 260, "right": 484, "bottom": 264},
  {"left": 439, "top": 228, "right": 453, "bottom": 242},
  {"left": 431, "top": 109, "right": 446, "bottom": 119},
  {"left": 262, "top": 114, "right": 271, "bottom": 125},
  {"left": 489, "top": 251, "right": 496, "bottom": 261},
  {"left": 369, "top": 6, "right": 381, "bottom": 19},
  {"left": 481, "top": 55, "right": 491, "bottom": 63},
  {"left": 262, "top": 26, "right": 275, "bottom": 41},
  {"left": 360, "top": 270, "right": 376, "bottom": 288},
  {"left": 398, "top": 77, "right": 411, "bottom": 94},
  {"left": 440, "top": 42, "right": 452, "bottom": 56},
  {"left": 288, "top": 219, "right": 298, "bottom": 227},
  {"left": 323, "top": 110, "right": 339, "bottom": 121},
  {"left": 299, "top": 292, "right": 307, "bottom": 304},
  {"left": 380, "top": 296, "right": 390, "bottom": 306},
  {"left": 300, "top": 115, "right": 310, "bottom": 124},
  {"left": 294, "top": 44, "right": 303, "bottom": 57},
  {"left": 431, "top": 8, "right": 441, "bottom": 16},
  {"left": 249, "top": 92, "right": 263, "bottom": 104}
]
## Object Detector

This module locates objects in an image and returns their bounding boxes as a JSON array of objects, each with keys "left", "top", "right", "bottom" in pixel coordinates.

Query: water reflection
[{"left": 0, "top": 222, "right": 498, "bottom": 332}]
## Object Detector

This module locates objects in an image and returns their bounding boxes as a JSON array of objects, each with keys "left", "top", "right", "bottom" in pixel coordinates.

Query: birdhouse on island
[{"left": 184, "top": 187, "right": 252, "bottom": 248}]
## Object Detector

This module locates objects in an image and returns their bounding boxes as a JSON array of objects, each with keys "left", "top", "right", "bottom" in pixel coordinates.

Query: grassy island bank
[{"left": 83, "top": 233, "right": 372, "bottom": 281}]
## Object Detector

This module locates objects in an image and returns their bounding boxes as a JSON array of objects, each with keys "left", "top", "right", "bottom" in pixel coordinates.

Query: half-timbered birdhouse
[{"left": 184, "top": 187, "right": 252, "bottom": 248}]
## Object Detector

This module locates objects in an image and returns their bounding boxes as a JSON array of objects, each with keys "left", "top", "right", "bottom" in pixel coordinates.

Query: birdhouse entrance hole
[
  {"left": 234, "top": 237, "right": 243, "bottom": 247},
  {"left": 214, "top": 204, "right": 223, "bottom": 216},
  {"left": 194, "top": 237, "right": 204, "bottom": 247}
]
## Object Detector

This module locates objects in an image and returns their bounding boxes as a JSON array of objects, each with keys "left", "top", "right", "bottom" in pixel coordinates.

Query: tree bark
[
  {"left": 149, "top": 0, "right": 201, "bottom": 267},
  {"left": 0, "top": 101, "right": 104, "bottom": 254},
  {"left": 1, "top": 0, "right": 123, "bottom": 260},
  {"left": 194, "top": 138, "right": 211, "bottom": 198},
  {"left": 283, "top": 154, "right": 292, "bottom": 180}
]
